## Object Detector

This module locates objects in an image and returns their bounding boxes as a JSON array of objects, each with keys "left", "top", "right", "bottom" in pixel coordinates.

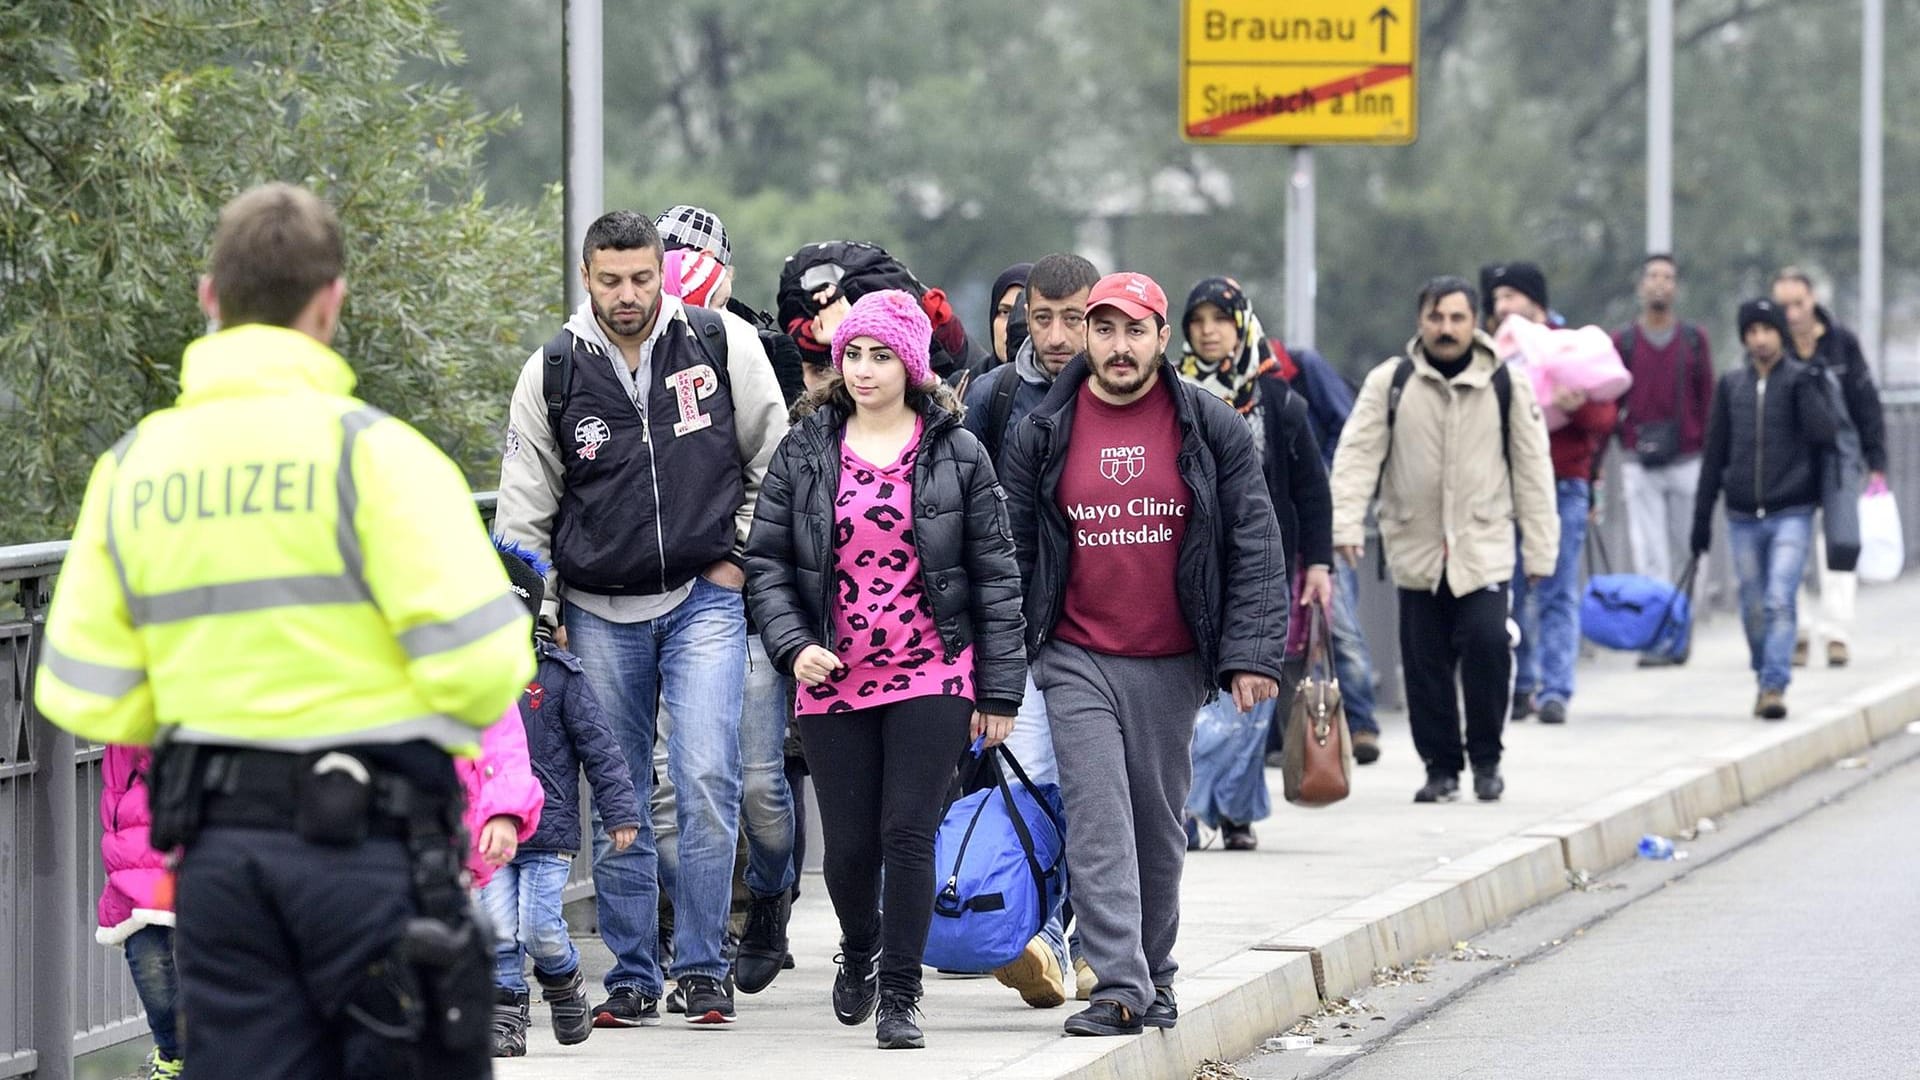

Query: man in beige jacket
[{"left": 1330, "top": 276, "right": 1558, "bottom": 803}]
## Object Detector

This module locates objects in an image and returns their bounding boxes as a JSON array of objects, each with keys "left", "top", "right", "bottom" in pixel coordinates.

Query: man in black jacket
[
  {"left": 1001, "top": 271, "right": 1288, "bottom": 1038},
  {"left": 1772, "top": 268, "right": 1886, "bottom": 668},
  {"left": 494, "top": 211, "right": 787, "bottom": 1028},
  {"left": 1691, "top": 299, "right": 1837, "bottom": 720}
]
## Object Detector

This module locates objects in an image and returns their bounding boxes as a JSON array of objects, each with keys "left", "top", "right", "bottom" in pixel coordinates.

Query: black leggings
[{"left": 799, "top": 694, "right": 973, "bottom": 998}]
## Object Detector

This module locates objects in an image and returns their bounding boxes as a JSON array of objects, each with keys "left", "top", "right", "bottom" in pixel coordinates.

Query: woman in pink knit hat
[{"left": 744, "top": 289, "right": 1027, "bottom": 1050}]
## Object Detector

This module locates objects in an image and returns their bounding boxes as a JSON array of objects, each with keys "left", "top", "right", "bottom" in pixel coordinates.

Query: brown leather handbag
[{"left": 1282, "top": 601, "right": 1353, "bottom": 808}]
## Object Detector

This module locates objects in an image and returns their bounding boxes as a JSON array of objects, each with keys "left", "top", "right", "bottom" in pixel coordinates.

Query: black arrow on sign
[{"left": 1370, "top": 5, "right": 1398, "bottom": 53}]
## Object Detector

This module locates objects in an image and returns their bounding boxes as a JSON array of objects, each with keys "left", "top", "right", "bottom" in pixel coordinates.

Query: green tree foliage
[
  {"left": 0, "top": 1, "right": 559, "bottom": 543},
  {"left": 444, "top": 0, "right": 1919, "bottom": 384}
]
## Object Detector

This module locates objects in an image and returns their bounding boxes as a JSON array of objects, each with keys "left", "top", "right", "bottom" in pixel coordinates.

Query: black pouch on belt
[
  {"left": 147, "top": 729, "right": 207, "bottom": 850},
  {"left": 296, "top": 751, "right": 374, "bottom": 846}
]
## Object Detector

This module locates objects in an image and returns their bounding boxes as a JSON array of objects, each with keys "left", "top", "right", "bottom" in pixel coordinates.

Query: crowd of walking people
[{"left": 39, "top": 186, "right": 1889, "bottom": 1077}]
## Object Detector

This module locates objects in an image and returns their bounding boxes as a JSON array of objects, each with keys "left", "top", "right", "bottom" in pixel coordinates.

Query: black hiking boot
[{"left": 734, "top": 890, "right": 792, "bottom": 994}]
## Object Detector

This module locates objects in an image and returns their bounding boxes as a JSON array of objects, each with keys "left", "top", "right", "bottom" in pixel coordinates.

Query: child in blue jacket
[{"left": 485, "top": 540, "right": 645, "bottom": 1057}]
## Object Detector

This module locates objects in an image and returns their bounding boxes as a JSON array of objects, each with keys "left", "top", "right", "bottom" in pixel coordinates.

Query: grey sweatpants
[{"left": 1036, "top": 641, "right": 1210, "bottom": 1014}]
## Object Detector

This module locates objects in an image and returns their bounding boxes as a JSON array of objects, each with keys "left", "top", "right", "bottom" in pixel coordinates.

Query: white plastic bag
[{"left": 1857, "top": 489, "right": 1905, "bottom": 584}]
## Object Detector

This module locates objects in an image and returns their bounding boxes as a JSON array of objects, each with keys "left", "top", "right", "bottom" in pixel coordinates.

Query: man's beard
[
  {"left": 1645, "top": 296, "right": 1673, "bottom": 315},
  {"left": 1091, "top": 351, "right": 1160, "bottom": 397},
  {"left": 595, "top": 295, "right": 659, "bottom": 339}
]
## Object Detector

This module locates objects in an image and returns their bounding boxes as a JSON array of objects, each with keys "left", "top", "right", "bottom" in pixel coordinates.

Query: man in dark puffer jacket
[{"left": 1690, "top": 299, "right": 1837, "bottom": 722}]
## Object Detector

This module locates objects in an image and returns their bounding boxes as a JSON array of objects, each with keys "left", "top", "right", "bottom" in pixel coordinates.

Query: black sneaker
[
  {"left": 1537, "top": 699, "right": 1568, "bottom": 725},
  {"left": 1511, "top": 691, "right": 1535, "bottom": 721},
  {"left": 1143, "top": 986, "right": 1178, "bottom": 1030},
  {"left": 734, "top": 891, "right": 792, "bottom": 994},
  {"left": 1064, "top": 999, "right": 1143, "bottom": 1037},
  {"left": 664, "top": 983, "right": 685, "bottom": 1014},
  {"left": 1352, "top": 730, "right": 1382, "bottom": 765},
  {"left": 592, "top": 985, "right": 661, "bottom": 1028},
  {"left": 1473, "top": 765, "right": 1505, "bottom": 802},
  {"left": 491, "top": 987, "right": 529, "bottom": 1057},
  {"left": 832, "top": 942, "right": 882, "bottom": 1026},
  {"left": 1222, "top": 821, "right": 1258, "bottom": 851},
  {"left": 875, "top": 992, "right": 925, "bottom": 1050},
  {"left": 537, "top": 965, "right": 592, "bottom": 1046},
  {"left": 1414, "top": 774, "right": 1460, "bottom": 803},
  {"left": 680, "top": 973, "right": 736, "bottom": 1025}
]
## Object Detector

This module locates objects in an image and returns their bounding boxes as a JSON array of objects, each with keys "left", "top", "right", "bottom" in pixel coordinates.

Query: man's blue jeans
[
  {"left": 1727, "top": 509, "right": 1813, "bottom": 692},
  {"left": 1514, "top": 480, "right": 1590, "bottom": 705},
  {"left": 1331, "top": 562, "right": 1379, "bottom": 734},
  {"left": 482, "top": 851, "right": 580, "bottom": 993},
  {"left": 655, "top": 634, "right": 797, "bottom": 902},
  {"left": 567, "top": 578, "right": 746, "bottom": 993},
  {"left": 125, "top": 925, "right": 180, "bottom": 1059}
]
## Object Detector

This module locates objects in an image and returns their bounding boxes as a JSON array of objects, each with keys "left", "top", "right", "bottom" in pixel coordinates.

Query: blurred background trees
[{"left": 6, "top": 0, "right": 1915, "bottom": 541}]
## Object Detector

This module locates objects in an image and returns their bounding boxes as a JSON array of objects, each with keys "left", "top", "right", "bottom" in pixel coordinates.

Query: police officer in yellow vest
[{"left": 35, "top": 183, "right": 532, "bottom": 1078}]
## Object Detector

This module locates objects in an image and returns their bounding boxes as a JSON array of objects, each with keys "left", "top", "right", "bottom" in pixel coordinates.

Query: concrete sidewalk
[{"left": 498, "top": 576, "right": 1920, "bottom": 1080}]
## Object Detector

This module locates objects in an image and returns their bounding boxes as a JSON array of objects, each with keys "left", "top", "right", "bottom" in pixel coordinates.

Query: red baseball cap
[{"left": 1086, "top": 272, "right": 1168, "bottom": 323}]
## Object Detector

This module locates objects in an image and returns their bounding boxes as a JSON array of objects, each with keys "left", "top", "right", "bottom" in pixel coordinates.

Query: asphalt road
[{"left": 1249, "top": 754, "right": 1920, "bottom": 1080}]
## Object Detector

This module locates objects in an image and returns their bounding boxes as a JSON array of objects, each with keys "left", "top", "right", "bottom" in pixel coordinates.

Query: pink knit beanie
[
  {"left": 661, "top": 248, "right": 726, "bottom": 308},
  {"left": 830, "top": 289, "right": 934, "bottom": 387}
]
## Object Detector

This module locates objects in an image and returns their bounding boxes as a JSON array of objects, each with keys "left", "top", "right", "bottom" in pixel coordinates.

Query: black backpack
[
  {"left": 1382, "top": 357, "right": 1512, "bottom": 476},
  {"left": 775, "top": 240, "right": 927, "bottom": 335},
  {"left": 1373, "top": 358, "right": 1514, "bottom": 579},
  {"left": 543, "top": 307, "right": 731, "bottom": 442},
  {"left": 980, "top": 367, "right": 1023, "bottom": 466}
]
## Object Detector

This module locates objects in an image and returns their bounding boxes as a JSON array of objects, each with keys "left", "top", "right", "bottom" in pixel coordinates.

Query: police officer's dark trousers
[{"left": 176, "top": 826, "right": 491, "bottom": 1079}]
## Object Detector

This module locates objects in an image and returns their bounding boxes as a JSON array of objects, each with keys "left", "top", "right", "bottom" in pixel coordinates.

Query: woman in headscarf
[{"left": 1177, "top": 277, "right": 1334, "bottom": 850}]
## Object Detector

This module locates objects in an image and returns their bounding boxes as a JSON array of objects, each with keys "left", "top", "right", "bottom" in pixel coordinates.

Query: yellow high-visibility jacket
[{"left": 35, "top": 324, "right": 533, "bottom": 753}]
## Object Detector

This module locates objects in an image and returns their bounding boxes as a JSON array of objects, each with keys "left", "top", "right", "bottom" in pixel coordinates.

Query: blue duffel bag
[
  {"left": 1581, "top": 557, "right": 1697, "bottom": 657},
  {"left": 922, "top": 741, "right": 1067, "bottom": 973}
]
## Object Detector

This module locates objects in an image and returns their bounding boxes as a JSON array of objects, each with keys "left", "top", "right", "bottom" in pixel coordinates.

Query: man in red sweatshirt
[{"left": 1489, "top": 263, "right": 1617, "bottom": 726}]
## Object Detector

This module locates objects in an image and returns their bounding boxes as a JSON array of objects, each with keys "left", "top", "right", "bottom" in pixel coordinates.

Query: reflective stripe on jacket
[{"left": 36, "top": 324, "right": 533, "bottom": 753}]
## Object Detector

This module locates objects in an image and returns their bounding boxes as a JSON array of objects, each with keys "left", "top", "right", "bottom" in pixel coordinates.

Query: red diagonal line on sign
[{"left": 1187, "top": 64, "right": 1412, "bottom": 139}]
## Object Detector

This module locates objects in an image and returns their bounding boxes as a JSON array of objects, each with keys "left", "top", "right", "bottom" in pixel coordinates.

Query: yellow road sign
[{"left": 1181, "top": 0, "right": 1420, "bottom": 145}]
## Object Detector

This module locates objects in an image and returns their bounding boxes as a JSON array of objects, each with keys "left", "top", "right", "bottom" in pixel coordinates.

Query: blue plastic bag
[{"left": 921, "top": 741, "right": 1067, "bottom": 973}]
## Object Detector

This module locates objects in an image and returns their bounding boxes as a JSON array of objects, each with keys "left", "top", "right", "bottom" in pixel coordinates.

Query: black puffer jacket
[
  {"left": 1001, "top": 358, "right": 1289, "bottom": 691},
  {"left": 744, "top": 385, "right": 1026, "bottom": 715},
  {"left": 1691, "top": 356, "right": 1837, "bottom": 551}
]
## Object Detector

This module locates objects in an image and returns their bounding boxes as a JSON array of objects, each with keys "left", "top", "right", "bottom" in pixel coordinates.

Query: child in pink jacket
[
  {"left": 98, "top": 745, "right": 182, "bottom": 1079},
  {"left": 460, "top": 706, "right": 546, "bottom": 890}
]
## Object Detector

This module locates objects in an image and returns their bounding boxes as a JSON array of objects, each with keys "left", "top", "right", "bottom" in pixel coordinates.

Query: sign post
[
  {"left": 1180, "top": 1, "right": 1419, "bottom": 145},
  {"left": 562, "top": 0, "right": 603, "bottom": 314},
  {"left": 1181, "top": 1, "right": 1418, "bottom": 350}
]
